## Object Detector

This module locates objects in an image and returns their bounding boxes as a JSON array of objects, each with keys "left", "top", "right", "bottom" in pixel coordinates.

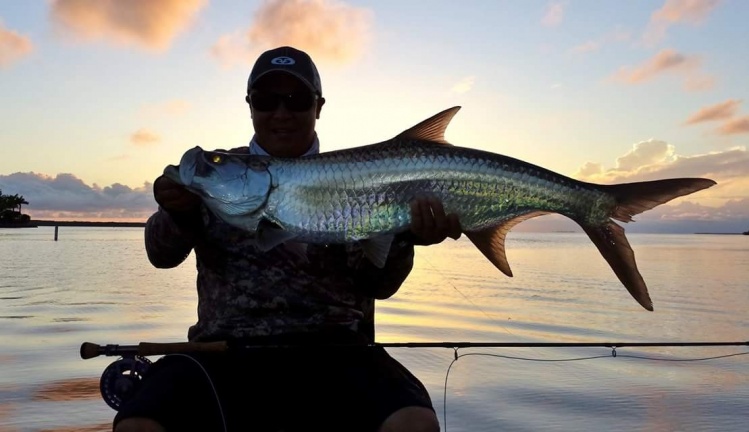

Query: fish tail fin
[
  {"left": 581, "top": 222, "right": 652, "bottom": 311},
  {"left": 580, "top": 178, "right": 716, "bottom": 311},
  {"left": 602, "top": 178, "right": 716, "bottom": 223}
]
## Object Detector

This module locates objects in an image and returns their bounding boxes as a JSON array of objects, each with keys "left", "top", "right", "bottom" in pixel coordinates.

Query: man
[{"left": 114, "top": 46, "right": 461, "bottom": 432}]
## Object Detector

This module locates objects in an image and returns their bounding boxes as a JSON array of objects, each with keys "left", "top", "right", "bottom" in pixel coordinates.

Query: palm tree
[
  {"left": 0, "top": 191, "right": 30, "bottom": 223},
  {"left": 10, "top": 194, "right": 29, "bottom": 213},
  {"left": 0, "top": 190, "right": 10, "bottom": 212}
]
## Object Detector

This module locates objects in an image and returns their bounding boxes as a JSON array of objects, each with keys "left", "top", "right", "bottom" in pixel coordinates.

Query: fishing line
[
  {"left": 418, "top": 248, "right": 516, "bottom": 337},
  {"left": 439, "top": 349, "right": 749, "bottom": 432},
  {"left": 418, "top": 245, "right": 595, "bottom": 390},
  {"left": 167, "top": 353, "right": 228, "bottom": 432}
]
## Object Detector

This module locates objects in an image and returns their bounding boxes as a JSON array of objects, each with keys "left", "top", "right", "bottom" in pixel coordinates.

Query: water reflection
[{"left": 1, "top": 229, "right": 747, "bottom": 431}]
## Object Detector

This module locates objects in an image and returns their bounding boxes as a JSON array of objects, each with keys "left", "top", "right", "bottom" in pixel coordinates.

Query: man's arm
[
  {"left": 145, "top": 175, "right": 203, "bottom": 269},
  {"left": 144, "top": 208, "right": 199, "bottom": 268}
]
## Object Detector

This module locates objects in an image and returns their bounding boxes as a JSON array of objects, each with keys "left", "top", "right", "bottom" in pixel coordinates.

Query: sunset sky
[{"left": 0, "top": 0, "right": 747, "bottom": 232}]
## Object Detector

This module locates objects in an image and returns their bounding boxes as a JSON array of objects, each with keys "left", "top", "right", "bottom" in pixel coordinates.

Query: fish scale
[{"left": 165, "top": 106, "right": 716, "bottom": 311}]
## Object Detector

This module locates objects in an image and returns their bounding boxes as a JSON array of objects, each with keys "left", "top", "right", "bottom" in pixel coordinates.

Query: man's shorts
[{"left": 113, "top": 329, "right": 434, "bottom": 431}]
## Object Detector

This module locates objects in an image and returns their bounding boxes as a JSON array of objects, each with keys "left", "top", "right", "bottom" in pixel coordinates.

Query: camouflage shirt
[{"left": 145, "top": 206, "right": 415, "bottom": 342}]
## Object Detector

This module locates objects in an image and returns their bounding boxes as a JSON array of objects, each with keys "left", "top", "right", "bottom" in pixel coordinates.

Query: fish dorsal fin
[
  {"left": 465, "top": 211, "right": 548, "bottom": 277},
  {"left": 360, "top": 235, "right": 395, "bottom": 268},
  {"left": 395, "top": 106, "right": 461, "bottom": 144}
]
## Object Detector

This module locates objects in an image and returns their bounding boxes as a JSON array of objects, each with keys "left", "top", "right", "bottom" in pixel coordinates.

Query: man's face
[{"left": 248, "top": 73, "right": 324, "bottom": 157}]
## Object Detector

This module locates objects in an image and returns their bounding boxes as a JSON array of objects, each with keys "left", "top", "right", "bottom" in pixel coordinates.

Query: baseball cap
[{"left": 247, "top": 46, "right": 322, "bottom": 96}]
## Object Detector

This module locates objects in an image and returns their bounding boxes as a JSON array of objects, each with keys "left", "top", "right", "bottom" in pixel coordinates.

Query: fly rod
[{"left": 80, "top": 340, "right": 749, "bottom": 360}]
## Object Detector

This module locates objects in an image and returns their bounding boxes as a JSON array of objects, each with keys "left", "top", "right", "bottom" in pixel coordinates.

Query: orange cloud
[
  {"left": 50, "top": 0, "right": 207, "bottom": 51},
  {"left": 685, "top": 99, "right": 741, "bottom": 124},
  {"left": 717, "top": 116, "right": 749, "bottom": 135},
  {"left": 644, "top": 0, "right": 720, "bottom": 45},
  {"left": 450, "top": 76, "right": 475, "bottom": 95},
  {"left": 541, "top": 1, "right": 566, "bottom": 27},
  {"left": 211, "top": 0, "right": 372, "bottom": 67},
  {"left": 574, "top": 142, "right": 749, "bottom": 210},
  {"left": 611, "top": 49, "right": 712, "bottom": 91},
  {"left": 0, "top": 22, "right": 33, "bottom": 68},
  {"left": 130, "top": 128, "right": 161, "bottom": 146},
  {"left": 613, "top": 49, "right": 692, "bottom": 83}
]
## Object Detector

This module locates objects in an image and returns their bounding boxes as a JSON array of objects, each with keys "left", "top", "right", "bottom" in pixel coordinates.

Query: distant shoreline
[
  {"left": 1, "top": 220, "right": 746, "bottom": 234},
  {"left": 31, "top": 220, "right": 146, "bottom": 228}
]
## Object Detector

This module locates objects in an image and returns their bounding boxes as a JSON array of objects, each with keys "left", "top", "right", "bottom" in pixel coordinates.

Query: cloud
[
  {"left": 683, "top": 100, "right": 749, "bottom": 135},
  {"left": 541, "top": 1, "right": 566, "bottom": 27},
  {"left": 130, "top": 128, "right": 161, "bottom": 146},
  {"left": 614, "top": 139, "right": 675, "bottom": 172},
  {"left": 572, "top": 143, "right": 749, "bottom": 230},
  {"left": 685, "top": 99, "right": 741, "bottom": 124},
  {"left": 611, "top": 49, "right": 712, "bottom": 91},
  {"left": 49, "top": 0, "right": 207, "bottom": 51},
  {"left": 0, "top": 172, "right": 155, "bottom": 221},
  {"left": 613, "top": 49, "right": 693, "bottom": 83},
  {"left": 211, "top": 0, "right": 373, "bottom": 67},
  {"left": 717, "top": 116, "right": 749, "bottom": 135},
  {"left": 0, "top": 22, "right": 34, "bottom": 68},
  {"left": 450, "top": 76, "right": 475, "bottom": 95},
  {"left": 575, "top": 141, "right": 748, "bottom": 183},
  {"left": 644, "top": 0, "right": 720, "bottom": 45},
  {"left": 570, "top": 28, "right": 631, "bottom": 54}
]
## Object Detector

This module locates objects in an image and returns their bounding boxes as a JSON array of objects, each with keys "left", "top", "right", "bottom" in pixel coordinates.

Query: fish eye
[{"left": 206, "top": 152, "right": 224, "bottom": 164}]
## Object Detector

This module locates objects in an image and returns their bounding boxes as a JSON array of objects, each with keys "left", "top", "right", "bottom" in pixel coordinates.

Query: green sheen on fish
[{"left": 163, "top": 106, "right": 716, "bottom": 311}]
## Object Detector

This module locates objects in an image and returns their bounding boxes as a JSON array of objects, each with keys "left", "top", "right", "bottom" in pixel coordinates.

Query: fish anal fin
[
  {"left": 360, "top": 235, "right": 395, "bottom": 268},
  {"left": 395, "top": 107, "right": 461, "bottom": 144},
  {"left": 582, "top": 222, "right": 654, "bottom": 311},
  {"left": 465, "top": 211, "right": 548, "bottom": 277},
  {"left": 465, "top": 229, "right": 513, "bottom": 277}
]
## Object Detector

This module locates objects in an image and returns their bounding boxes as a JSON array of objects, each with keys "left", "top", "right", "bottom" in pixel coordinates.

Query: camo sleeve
[
  {"left": 144, "top": 207, "right": 199, "bottom": 269},
  {"left": 350, "top": 235, "right": 415, "bottom": 300}
]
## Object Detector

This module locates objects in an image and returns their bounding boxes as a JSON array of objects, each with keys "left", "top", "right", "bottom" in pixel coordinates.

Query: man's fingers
[
  {"left": 417, "top": 199, "right": 435, "bottom": 232},
  {"left": 429, "top": 198, "right": 449, "bottom": 233},
  {"left": 447, "top": 214, "right": 462, "bottom": 240},
  {"left": 410, "top": 200, "right": 422, "bottom": 232}
]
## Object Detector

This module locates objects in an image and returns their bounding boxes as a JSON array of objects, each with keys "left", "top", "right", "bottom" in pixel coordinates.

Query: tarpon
[{"left": 164, "top": 106, "right": 716, "bottom": 311}]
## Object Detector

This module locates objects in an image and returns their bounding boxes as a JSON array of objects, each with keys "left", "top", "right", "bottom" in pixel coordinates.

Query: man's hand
[
  {"left": 153, "top": 175, "right": 201, "bottom": 213},
  {"left": 409, "top": 196, "right": 462, "bottom": 246}
]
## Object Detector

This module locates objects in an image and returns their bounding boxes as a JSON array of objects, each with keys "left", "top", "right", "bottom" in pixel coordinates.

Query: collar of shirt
[{"left": 248, "top": 134, "right": 320, "bottom": 157}]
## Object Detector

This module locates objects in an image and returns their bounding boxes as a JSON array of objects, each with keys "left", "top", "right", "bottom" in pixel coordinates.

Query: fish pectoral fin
[
  {"left": 360, "top": 235, "right": 395, "bottom": 268},
  {"left": 395, "top": 107, "right": 461, "bottom": 145},
  {"left": 255, "top": 220, "right": 298, "bottom": 252},
  {"left": 465, "top": 212, "right": 548, "bottom": 277}
]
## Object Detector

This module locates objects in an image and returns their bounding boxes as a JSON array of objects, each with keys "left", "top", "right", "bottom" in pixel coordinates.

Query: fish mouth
[{"left": 177, "top": 146, "right": 202, "bottom": 186}]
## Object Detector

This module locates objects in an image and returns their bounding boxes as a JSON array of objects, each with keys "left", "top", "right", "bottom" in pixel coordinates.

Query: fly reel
[{"left": 99, "top": 355, "right": 152, "bottom": 410}]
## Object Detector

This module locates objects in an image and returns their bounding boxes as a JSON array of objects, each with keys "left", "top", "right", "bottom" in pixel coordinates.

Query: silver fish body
[
  {"left": 166, "top": 107, "right": 716, "bottom": 311},
  {"left": 265, "top": 142, "right": 612, "bottom": 242}
]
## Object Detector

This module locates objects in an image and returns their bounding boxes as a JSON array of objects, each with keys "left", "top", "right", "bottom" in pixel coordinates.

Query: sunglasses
[{"left": 247, "top": 91, "right": 318, "bottom": 112}]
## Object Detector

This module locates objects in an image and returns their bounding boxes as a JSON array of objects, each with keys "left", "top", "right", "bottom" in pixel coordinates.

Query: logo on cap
[{"left": 270, "top": 56, "right": 295, "bottom": 65}]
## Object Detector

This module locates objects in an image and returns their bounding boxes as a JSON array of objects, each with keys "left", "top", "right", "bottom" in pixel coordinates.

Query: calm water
[{"left": 1, "top": 227, "right": 747, "bottom": 431}]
